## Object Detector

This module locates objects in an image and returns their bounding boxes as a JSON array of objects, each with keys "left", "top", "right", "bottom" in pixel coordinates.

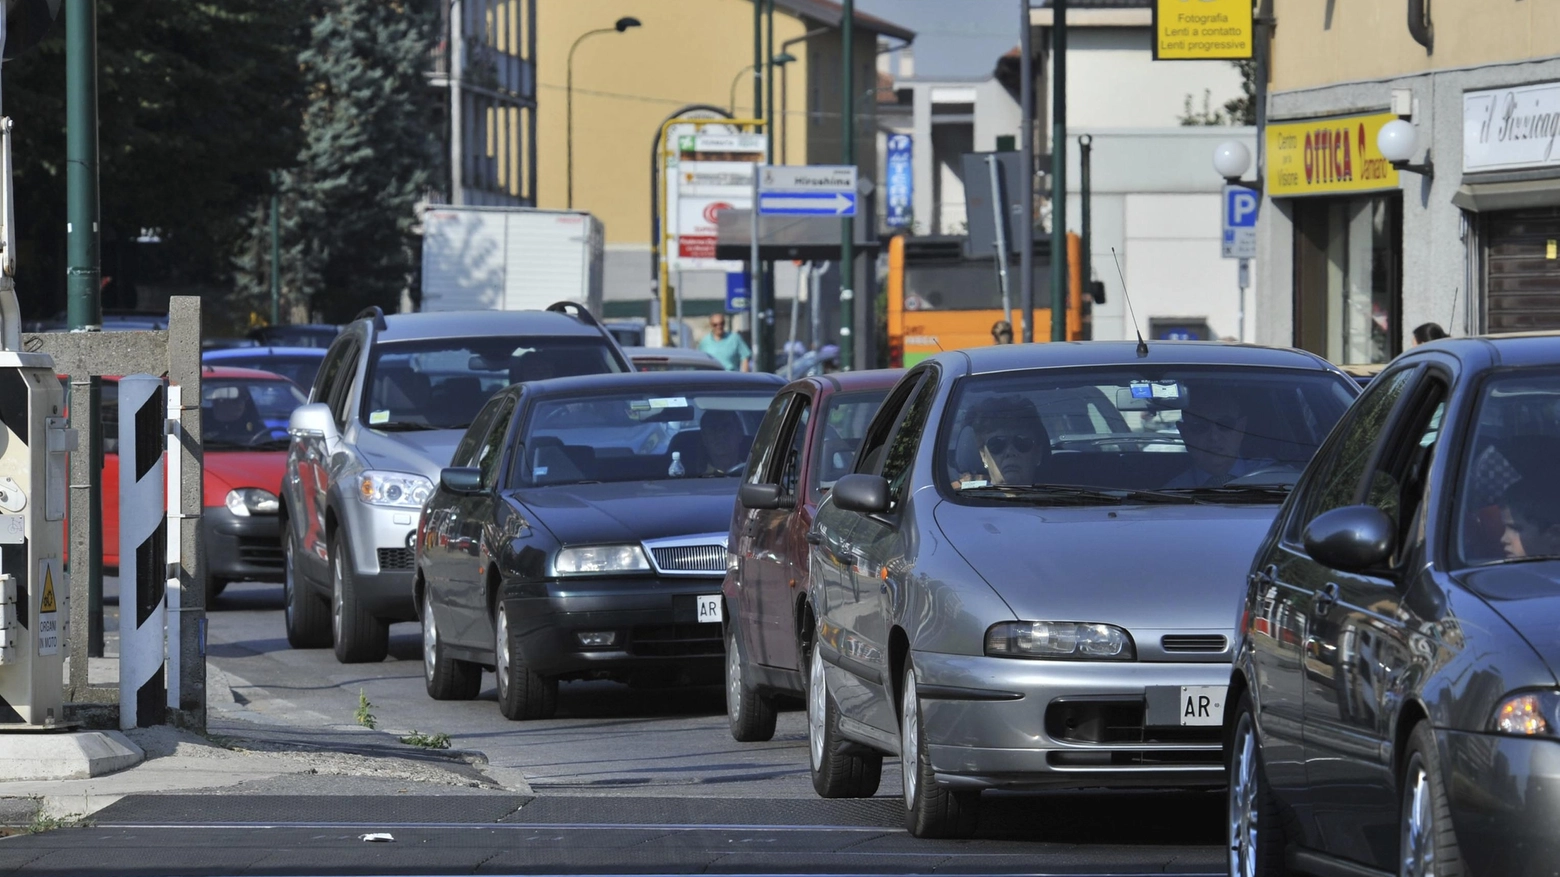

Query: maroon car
[{"left": 722, "top": 370, "right": 902, "bottom": 741}]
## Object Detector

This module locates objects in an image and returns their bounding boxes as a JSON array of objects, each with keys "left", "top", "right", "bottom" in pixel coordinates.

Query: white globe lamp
[
  {"left": 1377, "top": 119, "right": 1418, "bottom": 163},
  {"left": 1213, "top": 141, "right": 1252, "bottom": 181}
]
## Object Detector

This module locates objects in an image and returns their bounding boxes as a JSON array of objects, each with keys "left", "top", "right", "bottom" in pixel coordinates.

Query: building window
[{"left": 1293, "top": 195, "right": 1402, "bottom": 365}]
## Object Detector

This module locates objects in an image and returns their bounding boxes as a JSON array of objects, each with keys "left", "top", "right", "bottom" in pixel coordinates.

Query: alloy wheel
[
  {"left": 1402, "top": 764, "right": 1434, "bottom": 877},
  {"left": 726, "top": 634, "right": 743, "bottom": 721},
  {"left": 423, "top": 590, "right": 438, "bottom": 684},
  {"left": 900, "top": 667, "right": 920, "bottom": 808},
  {"left": 807, "top": 644, "right": 826, "bottom": 770},
  {"left": 1229, "top": 715, "right": 1260, "bottom": 877},
  {"left": 332, "top": 553, "right": 344, "bottom": 645},
  {"left": 283, "top": 533, "right": 296, "bottom": 630},
  {"left": 496, "top": 603, "right": 512, "bottom": 698}
]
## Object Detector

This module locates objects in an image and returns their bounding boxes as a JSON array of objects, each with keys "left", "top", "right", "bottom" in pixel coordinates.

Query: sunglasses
[
  {"left": 1181, "top": 416, "right": 1242, "bottom": 435},
  {"left": 984, "top": 434, "right": 1036, "bottom": 455}
]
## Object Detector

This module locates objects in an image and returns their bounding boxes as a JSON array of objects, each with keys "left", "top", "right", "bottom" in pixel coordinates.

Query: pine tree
[{"left": 237, "top": 0, "right": 440, "bottom": 323}]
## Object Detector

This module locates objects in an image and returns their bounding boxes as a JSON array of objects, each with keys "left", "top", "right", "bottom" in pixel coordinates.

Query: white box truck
[{"left": 419, "top": 206, "right": 605, "bottom": 315}]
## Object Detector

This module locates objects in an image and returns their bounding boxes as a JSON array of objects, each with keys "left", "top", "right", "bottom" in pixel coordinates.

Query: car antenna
[
  {"left": 1448, "top": 286, "right": 1459, "bottom": 335},
  {"left": 1110, "top": 248, "right": 1149, "bottom": 357}
]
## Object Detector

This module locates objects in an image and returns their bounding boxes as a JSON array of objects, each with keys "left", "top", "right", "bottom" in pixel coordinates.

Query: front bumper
[
  {"left": 1441, "top": 729, "right": 1560, "bottom": 876},
  {"left": 203, "top": 506, "right": 282, "bottom": 582},
  {"left": 503, "top": 574, "right": 727, "bottom": 682},
  {"left": 340, "top": 497, "right": 421, "bottom": 622},
  {"left": 911, "top": 650, "right": 1230, "bottom": 791}
]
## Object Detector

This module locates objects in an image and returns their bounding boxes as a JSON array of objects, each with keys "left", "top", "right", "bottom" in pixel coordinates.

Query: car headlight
[
  {"left": 984, "top": 621, "right": 1136, "bottom": 660},
  {"left": 357, "top": 471, "right": 434, "bottom": 509},
  {"left": 553, "top": 544, "right": 651, "bottom": 576},
  {"left": 1493, "top": 691, "right": 1560, "bottom": 737},
  {"left": 224, "top": 488, "right": 279, "bottom": 517}
]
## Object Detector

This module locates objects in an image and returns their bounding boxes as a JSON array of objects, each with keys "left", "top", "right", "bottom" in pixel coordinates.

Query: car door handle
[
  {"left": 805, "top": 530, "right": 821, "bottom": 545},
  {"left": 1314, "top": 582, "right": 1340, "bottom": 617},
  {"left": 1249, "top": 564, "right": 1276, "bottom": 588}
]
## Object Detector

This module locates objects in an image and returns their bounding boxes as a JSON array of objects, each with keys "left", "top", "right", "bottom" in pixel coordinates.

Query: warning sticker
[
  {"left": 39, "top": 566, "right": 55, "bottom": 613},
  {"left": 38, "top": 559, "right": 59, "bottom": 657}
]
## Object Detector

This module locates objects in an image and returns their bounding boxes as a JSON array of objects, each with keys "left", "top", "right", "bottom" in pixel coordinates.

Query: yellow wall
[
  {"left": 1273, "top": 0, "right": 1560, "bottom": 91},
  {"left": 537, "top": 0, "right": 810, "bottom": 244}
]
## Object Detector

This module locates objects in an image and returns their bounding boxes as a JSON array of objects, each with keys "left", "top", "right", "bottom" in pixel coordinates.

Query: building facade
[
  {"left": 432, "top": 0, "right": 539, "bottom": 207},
  {"left": 1255, "top": 0, "right": 1560, "bottom": 363}
]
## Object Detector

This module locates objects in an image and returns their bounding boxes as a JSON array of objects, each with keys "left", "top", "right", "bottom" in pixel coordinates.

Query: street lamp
[
  {"left": 770, "top": 51, "right": 797, "bottom": 162},
  {"left": 1377, "top": 119, "right": 1434, "bottom": 177},
  {"left": 1213, "top": 140, "right": 1260, "bottom": 191},
  {"left": 568, "top": 16, "right": 641, "bottom": 209},
  {"left": 729, "top": 64, "right": 756, "bottom": 116}
]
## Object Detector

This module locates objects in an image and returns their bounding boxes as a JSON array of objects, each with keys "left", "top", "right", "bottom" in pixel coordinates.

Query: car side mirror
[
  {"left": 738, "top": 482, "right": 791, "bottom": 510},
  {"left": 289, "top": 403, "right": 338, "bottom": 441},
  {"left": 440, "top": 467, "right": 484, "bottom": 496},
  {"left": 1303, "top": 505, "right": 1394, "bottom": 572},
  {"left": 832, "top": 474, "right": 890, "bottom": 515}
]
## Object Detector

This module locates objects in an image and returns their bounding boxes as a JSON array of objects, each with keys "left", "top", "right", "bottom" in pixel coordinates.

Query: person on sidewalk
[
  {"left": 990, "top": 320, "right": 1014, "bottom": 345},
  {"left": 1412, "top": 322, "right": 1449, "bottom": 346},
  {"left": 698, "top": 313, "right": 751, "bottom": 372}
]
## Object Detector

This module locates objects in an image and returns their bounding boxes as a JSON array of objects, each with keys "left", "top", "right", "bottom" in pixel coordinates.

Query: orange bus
[{"left": 886, "top": 233, "right": 1085, "bottom": 367}]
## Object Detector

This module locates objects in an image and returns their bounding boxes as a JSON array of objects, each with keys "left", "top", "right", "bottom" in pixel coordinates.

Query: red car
[
  {"left": 101, "top": 366, "right": 304, "bottom": 600},
  {"left": 722, "top": 369, "right": 901, "bottom": 741}
]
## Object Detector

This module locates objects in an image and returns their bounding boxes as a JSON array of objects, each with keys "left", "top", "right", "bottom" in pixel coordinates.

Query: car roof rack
[
  {"left": 546, "top": 300, "right": 601, "bottom": 328},
  {"left": 354, "top": 306, "right": 388, "bottom": 332}
]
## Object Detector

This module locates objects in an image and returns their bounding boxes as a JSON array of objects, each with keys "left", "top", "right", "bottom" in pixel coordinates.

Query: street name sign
[{"left": 757, "top": 165, "right": 857, "bottom": 217}]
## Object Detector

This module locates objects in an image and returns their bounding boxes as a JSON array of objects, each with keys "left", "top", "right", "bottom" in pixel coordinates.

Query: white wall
[{"left": 1045, "top": 28, "right": 1246, "bottom": 139}]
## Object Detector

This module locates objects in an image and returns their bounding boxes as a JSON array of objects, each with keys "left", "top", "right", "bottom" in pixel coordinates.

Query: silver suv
[{"left": 281, "top": 303, "right": 630, "bottom": 663}]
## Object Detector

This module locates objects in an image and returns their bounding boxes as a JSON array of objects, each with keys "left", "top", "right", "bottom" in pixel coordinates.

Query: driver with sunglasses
[{"left": 953, "top": 395, "right": 1050, "bottom": 488}]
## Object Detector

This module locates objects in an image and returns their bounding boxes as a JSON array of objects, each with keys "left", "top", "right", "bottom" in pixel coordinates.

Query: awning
[{"left": 1453, "top": 176, "right": 1560, "bottom": 212}]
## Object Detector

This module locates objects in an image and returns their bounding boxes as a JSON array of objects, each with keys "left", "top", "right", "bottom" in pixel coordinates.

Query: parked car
[
  {"left": 1340, "top": 361, "right": 1385, "bottom": 387},
  {"left": 100, "top": 367, "right": 303, "bottom": 601},
  {"left": 804, "top": 342, "right": 1358, "bottom": 837},
  {"left": 248, "top": 323, "right": 341, "bottom": 350},
  {"left": 416, "top": 370, "right": 785, "bottom": 719},
  {"left": 722, "top": 370, "right": 901, "bottom": 741},
  {"left": 624, "top": 346, "right": 723, "bottom": 372},
  {"left": 603, "top": 318, "right": 692, "bottom": 348},
  {"left": 1228, "top": 333, "right": 1560, "bottom": 877},
  {"left": 280, "top": 303, "right": 631, "bottom": 664},
  {"left": 203, "top": 346, "right": 328, "bottom": 392}
]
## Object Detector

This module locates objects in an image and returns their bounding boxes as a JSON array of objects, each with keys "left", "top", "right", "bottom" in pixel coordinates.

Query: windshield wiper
[
  {"left": 372, "top": 422, "right": 440, "bottom": 432},
  {"left": 1164, "top": 484, "right": 1291, "bottom": 502},
  {"left": 958, "top": 484, "right": 1194, "bottom": 506}
]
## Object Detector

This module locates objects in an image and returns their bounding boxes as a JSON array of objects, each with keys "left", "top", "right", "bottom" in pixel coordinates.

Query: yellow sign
[
  {"left": 39, "top": 565, "right": 55, "bottom": 614},
  {"left": 1266, "top": 112, "right": 1402, "bottom": 197},
  {"left": 1153, "top": 0, "right": 1253, "bottom": 60}
]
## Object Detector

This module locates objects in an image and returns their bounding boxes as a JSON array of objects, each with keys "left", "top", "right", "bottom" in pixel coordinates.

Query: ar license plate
[
  {"left": 1178, "top": 686, "right": 1226, "bottom": 726},
  {"left": 695, "top": 595, "right": 723, "bottom": 624}
]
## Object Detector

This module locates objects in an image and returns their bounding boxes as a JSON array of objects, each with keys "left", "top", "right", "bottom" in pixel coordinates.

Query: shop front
[
  {"left": 1458, "top": 81, "right": 1560, "bottom": 333},
  {"left": 1267, "top": 112, "right": 1404, "bottom": 366}
]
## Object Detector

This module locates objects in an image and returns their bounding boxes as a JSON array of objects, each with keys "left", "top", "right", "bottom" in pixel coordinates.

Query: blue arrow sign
[{"left": 757, "top": 191, "right": 857, "bottom": 216}]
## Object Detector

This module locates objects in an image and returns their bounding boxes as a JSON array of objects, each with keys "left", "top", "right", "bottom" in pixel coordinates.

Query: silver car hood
[
  {"left": 353, "top": 427, "right": 465, "bottom": 479},
  {"left": 933, "top": 500, "right": 1277, "bottom": 656}
]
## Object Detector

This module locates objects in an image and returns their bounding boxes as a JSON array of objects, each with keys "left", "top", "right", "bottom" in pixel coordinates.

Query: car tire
[
  {"left": 1228, "top": 690, "right": 1287, "bottom": 877},
  {"left": 331, "top": 532, "right": 388, "bottom": 664},
  {"left": 494, "top": 600, "right": 557, "bottom": 720},
  {"left": 283, "top": 527, "right": 330, "bottom": 649},
  {"left": 423, "top": 586, "right": 481, "bottom": 701},
  {"left": 1401, "top": 722, "right": 1463, "bottom": 877},
  {"left": 726, "top": 623, "right": 777, "bottom": 742},
  {"left": 807, "top": 639, "right": 881, "bottom": 798},
  {"left": 900, "top": 658, "right": 978, "bottom": 838}
]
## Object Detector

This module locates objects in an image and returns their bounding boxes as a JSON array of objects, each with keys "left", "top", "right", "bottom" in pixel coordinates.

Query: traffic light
[{"left": 3, "top": 0, "right": 60, "bottom": 61}]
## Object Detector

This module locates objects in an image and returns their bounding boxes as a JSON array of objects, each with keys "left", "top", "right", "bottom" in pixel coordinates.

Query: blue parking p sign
[{"left": 1222, "top": 184, "right": 1259, "bottom": 259}]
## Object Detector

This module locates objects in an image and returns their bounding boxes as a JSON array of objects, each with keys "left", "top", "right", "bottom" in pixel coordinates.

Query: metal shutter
[{"left": 1484, "top": 208, "right": 1560, "bottom": 332}]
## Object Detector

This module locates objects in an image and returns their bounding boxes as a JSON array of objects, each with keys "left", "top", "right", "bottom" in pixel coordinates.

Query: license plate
[
  {"left": 695, "top": 595, "right": 723, "bottom": 624},
  {"left": 1177, "top": 686, "right": 1227, "bottom": 726}
]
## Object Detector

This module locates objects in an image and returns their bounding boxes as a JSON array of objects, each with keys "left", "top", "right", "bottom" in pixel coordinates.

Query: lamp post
[
  {"left": 568, "top": 16, "right": 640, "bottom": 209},
  {"left": 728, "top": 64, "right": 757, "bottom": 116},
  {"left": 1377, "top": 119, "right": 1434, "bottom": 177},
  {"left": 1213, "top": 140, "right": 1260, "bottom": 191},
  {"left": 770, "top": 52, "right": 796, "bottom": 163}
]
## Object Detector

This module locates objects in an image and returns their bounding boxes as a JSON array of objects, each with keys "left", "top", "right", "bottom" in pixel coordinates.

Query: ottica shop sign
[{"left": 1266, "top": 112, "right": 1401, "bottom": 197}]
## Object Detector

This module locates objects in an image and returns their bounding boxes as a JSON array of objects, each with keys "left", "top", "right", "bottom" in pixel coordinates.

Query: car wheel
[
  {"left": 900, "top": 658, "right": 978, "bottom": 838},
  {"left": 283, "top": 527, "right": 330, "bottom": 648},
  {"left": 330, "top": 532, "right": 388, "bottom": 664},
  {"left": 1401, "top": 722, "right": 1462, "bottom": 877},
  {"left": 423, "top": 586, "right": 480, "bottom": 701},
  {"left": 726, "top": 623, "right": 777, "bottom": 742},
  {"left": 807, "top": 639, "right": 881, "bottom": 798},
  {"left": 1228, "top": 691, "right": 1286, "bottom": 877},
  {"left": 494, "top": 600, "right": 557, "bottom": 720}
]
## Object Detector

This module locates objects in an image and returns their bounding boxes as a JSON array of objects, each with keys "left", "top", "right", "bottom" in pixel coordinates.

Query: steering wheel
[{"left": 1223, "top": 464, "right": 1302, "bottom": 487}]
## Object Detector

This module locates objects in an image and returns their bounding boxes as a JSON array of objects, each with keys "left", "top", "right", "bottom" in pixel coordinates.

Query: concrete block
[{"left": 0, "top": 731, "right": 143, "bottom": 781}]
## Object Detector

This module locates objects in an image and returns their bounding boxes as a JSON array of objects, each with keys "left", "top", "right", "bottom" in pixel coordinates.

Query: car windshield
[
  {"left": 514, "top": 390, "right": 776, "bottom": 487},
  {"left": 203, "top": 378, "right": 306, "bottom": 449},
  {"left": 812, "top": 390, "right": 888, "bottom": 494},
  {"left": 938, "top": 365, "right": 1355, "bottom": 501},
  {"left": 207, "top": 355, "right": 323, "bottom": 390},
  {"left": 362, "top": 337, "right": 622, "bottom": 431},
  {"left": 1455, "top": 370, "right": 1560, "bottom": 568}
]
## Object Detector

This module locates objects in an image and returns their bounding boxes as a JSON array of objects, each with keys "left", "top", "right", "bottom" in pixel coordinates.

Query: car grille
[
  {"left": 628, "top": 624, "right": 724, "bottom": 657},
  {"left": 377, "top": 548, "right": 416, "bottom": 571},
  {"left": 650, "top": 545, "right": 726, "bottom": 574},
  {"left": 1045, "top": 699, "right": 1223, "bottom": 746},
  {"left": 236, "top": 538, "right": 283, "bottom": 570},
  {"left": 1160, "top": 635, "right": 1229, "bottom": 653}
]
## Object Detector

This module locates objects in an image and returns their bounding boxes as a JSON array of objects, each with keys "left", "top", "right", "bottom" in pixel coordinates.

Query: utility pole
[
  {"left": 1048, "top": 0, "right": 1067, "bottom": 341},
  {"left": 760, "top": 0, "right": 775, "bottom": 372},
  {"left": 1018, "top": 0, "right": 1035, "bottom": 343},
  {"left": 750, "top": 0, "right": 768, "bottom": 371},
  {"left": 66, "top": 0, "right": 101, "bottom": 331},
  {"left": 839, "top": 0, "right": 855, "bottom": 370},
  {"left": 269, "top": 173, "right": 281, "bottom": 326}
]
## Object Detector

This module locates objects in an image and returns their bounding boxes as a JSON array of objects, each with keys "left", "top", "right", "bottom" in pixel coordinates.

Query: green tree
[
  {"left": 235, "top": 0, "right": 441, "bottom": 323},
  {"left": 1177, "top": 60, "right": 1257, "bottom": 127},
  {"left": 4, "top": 0, "right": 310, "bottom": 321}
]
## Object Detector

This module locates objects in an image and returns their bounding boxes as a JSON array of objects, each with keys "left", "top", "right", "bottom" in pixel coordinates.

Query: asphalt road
[{"left": 1, "top": 581, "right": 1228, "bottom": 876}]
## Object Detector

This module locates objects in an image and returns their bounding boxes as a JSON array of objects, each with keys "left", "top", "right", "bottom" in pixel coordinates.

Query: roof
[
  {"left": 198, "top": 366, "right": 296, "bottom": 381},
  {"left": 518, "top": 370, "right": 785, "bottom": 400},
  {"left": 369, "top": 310, "right": 610, "bottom": 343},
  {"left": 773, "top": 0, "right": 915, "bottom": 42},
  {"left": 203, "top": 346, "right": 327, "bottom": 360},
  {"left": 940, "top": 341, "right": 1346, "bottom": 376},
  {"left": 1407, "top": 331, "right": 1560, "bottom": 370}
]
